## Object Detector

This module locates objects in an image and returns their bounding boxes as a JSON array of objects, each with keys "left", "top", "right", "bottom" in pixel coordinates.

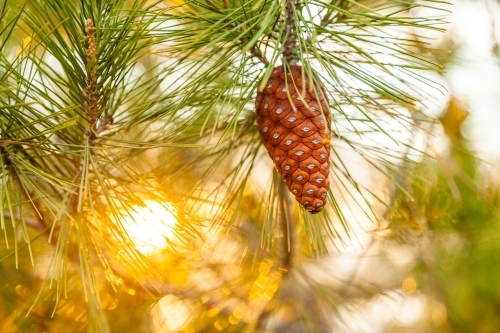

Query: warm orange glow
[
  {"left": 121, "top": 201, "right": 178, "bottom": 255},
  {"left": 431, "top": 300, "right": 448, "bottom": 326},
  {"left": 402, "top": 276, "right": 418, "bottom": 294}
]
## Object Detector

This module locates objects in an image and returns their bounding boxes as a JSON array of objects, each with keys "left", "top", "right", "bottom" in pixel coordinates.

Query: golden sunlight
[{"left": 121, "top": 201, "right": 178, "bottom": 255}]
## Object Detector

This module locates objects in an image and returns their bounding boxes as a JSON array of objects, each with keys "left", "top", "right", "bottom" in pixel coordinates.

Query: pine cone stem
[{"left": 283, "top": 0, "right": 298, "bottom": 64}]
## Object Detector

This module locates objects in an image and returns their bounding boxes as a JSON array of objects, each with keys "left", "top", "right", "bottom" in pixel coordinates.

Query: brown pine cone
[{"left": 256, "top": 65, "right": 331, "bottom": 214}]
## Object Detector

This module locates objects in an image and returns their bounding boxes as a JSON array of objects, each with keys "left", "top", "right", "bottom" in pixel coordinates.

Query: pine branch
[{"left": 0, "top": 0, "right": 454, "bottom": 331}]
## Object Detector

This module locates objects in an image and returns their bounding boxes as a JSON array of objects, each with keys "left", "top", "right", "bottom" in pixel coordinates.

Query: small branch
[
  {"left": 283, "top": 0, "right": 298, "bottom": 64},
  {"left": 73, "top": 18, "right": 101, "bottom": 214},
  {"left": 320, "top": 1, "right": 348, "bottom": 27},
  {"left": 249, "top": 44, "right": 269, "bottom": 65},
  {"left": 96, "top": 114, "right": 114, "bottom": 135},
  {"left": 84, "top": 18, "right": 98, "bottom": 146}
]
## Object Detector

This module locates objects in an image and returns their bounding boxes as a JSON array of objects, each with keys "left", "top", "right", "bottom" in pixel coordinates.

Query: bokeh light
[
  {"left": 120, "top": 201, "right": 178, "bottom": 255},
  {"left": 151, "top": 294, "right": 194, "bottom": 333}
]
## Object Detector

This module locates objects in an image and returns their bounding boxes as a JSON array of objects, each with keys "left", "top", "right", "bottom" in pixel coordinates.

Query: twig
[
  {"left": 84, "top": 18, "right": 99, "bottom": 146},
  {"left": 97, "top": 114, "right": 114, "bottom": 135},
  {"left": 72, "top": 18, "right": 101, "bottom": 215},
  {"left": 283, "top": 0, "right": 298, "bottom": 64},
  {"left": 249, "top": 44, "right": 269, "bottom": 65},
  {"left": 320, "top": 1, "right": 348, "bottom": 27}
]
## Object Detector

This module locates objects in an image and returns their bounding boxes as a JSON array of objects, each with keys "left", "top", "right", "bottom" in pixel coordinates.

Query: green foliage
[{"left": 387, "top": 119, "right": 500, "bottom": 333}]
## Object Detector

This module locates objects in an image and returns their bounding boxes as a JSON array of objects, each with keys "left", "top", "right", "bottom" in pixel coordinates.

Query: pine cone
[{"left": 256, "top": 65, "right": 331, "bottom": 214}]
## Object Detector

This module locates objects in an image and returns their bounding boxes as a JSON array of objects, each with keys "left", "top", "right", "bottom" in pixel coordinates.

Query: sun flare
[{"left": 120, "top": 201, "right": 178, "bottom": 255}]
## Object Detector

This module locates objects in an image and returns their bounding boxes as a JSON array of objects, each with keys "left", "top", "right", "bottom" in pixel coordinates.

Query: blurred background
[{"left": 1, "top": 0, "right": 500, "bottom": 332}]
